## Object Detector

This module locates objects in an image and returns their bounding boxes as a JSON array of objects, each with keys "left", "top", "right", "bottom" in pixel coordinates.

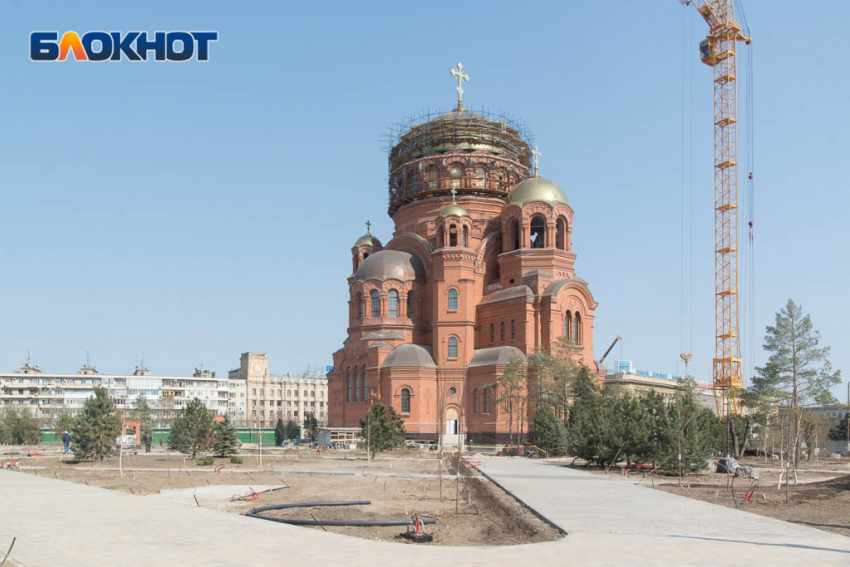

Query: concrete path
[{"left": 1, "top": 460, "right": 849, "bottom": 566}]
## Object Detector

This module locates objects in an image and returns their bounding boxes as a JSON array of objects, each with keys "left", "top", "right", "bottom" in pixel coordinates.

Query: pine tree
[
  {"left": 567, "top": 368, "right": 604, "bottom": 463},
  {"left": 639, "top": 390, "right": 670, "bottom": 464},
  {"left": 359, "top": 401, "right": 406, "bottom": 454},
  {"left": 210, "top": 415, "right": 240, "bottom": 457},
  {"left": 130, "top": 394, "right": 155, "bottom": 434},
  {"left": 168, "top": 398, "right": 214, "bottom": 458},
  {"left": 527, "top": 405, "right": 567, "bottom": 457},
  {"left": 829, "top": 412, "right": 850, "bottom": 442},
  {"left": 71, "top": 387, "right": 120, "bottom": 460},
  {"left": 275, "top": 418, "right": 300, "bottom": 445},
  {"left": 303, "top": 411, "right": 319, "bottom": 442},
  {"left": 53, "top": 411, "right": 74, "bottom": 445},
  {"left": 751, "top": 299, "right": 841, "bottom": 479},
  {"left": 659, "top": 381, "right": 719, "bottom": 477},
  {"left": 1, "top": 407, "right": 41, "bottom": 445}
]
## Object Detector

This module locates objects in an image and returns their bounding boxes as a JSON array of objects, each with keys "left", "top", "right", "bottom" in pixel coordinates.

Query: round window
[{"left": 448, "top": 387, "right": 457, "bottom": 395}]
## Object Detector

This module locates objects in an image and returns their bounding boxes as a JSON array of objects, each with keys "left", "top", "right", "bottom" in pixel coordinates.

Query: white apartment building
[
  {"left": 0, "top": 363, "right": 228, "bottom": 424},
  {"left": 228, "top": 353, "right": 328, "bottom": 427}
]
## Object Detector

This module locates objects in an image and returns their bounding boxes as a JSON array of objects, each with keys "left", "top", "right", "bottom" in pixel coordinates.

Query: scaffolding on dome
[{"left": 383, "top": 108, "right": 535, "bottom": 213}]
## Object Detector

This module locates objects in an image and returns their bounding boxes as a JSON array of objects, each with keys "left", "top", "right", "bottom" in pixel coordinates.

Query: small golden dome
[
  {"left": 354, "top": 233, "right": 381, "bottom": 247},
  {"left": 438, "top": 203, "right": 469, "bottom": 218},
  {"left": 507, "top": 177, "right": 569, "bottom": 208}
]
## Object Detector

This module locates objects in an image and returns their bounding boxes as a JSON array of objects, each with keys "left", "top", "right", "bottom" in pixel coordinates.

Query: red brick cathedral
[{"left": 328, "top": 75, "right": 602, "bottom": 444}]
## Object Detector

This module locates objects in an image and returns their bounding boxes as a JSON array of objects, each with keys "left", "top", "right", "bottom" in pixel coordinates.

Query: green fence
[{"left": 38, "top": 427, "right": 282, "bottom": 446}]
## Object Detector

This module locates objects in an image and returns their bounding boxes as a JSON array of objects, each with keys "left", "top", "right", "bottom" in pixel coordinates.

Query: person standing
[
  {"left": 142, "top": 431, "right": 152, "bottom": 453},
  {"left": 61, "top": 431, "right": 71, "bottom": 454}
]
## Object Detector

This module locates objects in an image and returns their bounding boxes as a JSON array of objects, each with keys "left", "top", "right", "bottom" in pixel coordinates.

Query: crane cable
[
  {"left": 737, "top": 0, "right": 755, "bottom": 385},
  {"left": 679, "top": 5, "right": 695, "bottom": 378}
]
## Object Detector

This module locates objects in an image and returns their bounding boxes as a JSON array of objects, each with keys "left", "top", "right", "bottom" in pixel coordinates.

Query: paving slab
[{"left": 1, "top": 461, "right": 849, "bottom": 566}]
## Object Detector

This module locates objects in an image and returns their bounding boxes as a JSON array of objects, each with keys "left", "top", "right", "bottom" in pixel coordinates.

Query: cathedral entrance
[{"left": 442, "top": 407, "right": 459, "bottom": 448}]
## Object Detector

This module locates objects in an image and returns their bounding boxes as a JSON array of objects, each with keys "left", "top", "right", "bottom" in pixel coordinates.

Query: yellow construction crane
[{"left": 678, "top": 1, "right": 751, "bottom": 416}]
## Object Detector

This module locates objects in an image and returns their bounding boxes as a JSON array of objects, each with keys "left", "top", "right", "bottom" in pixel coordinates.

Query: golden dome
[
  {"left": 438, "top": 203, "right": 469, "bottom": 218},
  {"left": 354, "top": 233, "right": 381, "bottom": 247},
  {"left": 507, "top": 177, "right": 569, "bottom": 208}
]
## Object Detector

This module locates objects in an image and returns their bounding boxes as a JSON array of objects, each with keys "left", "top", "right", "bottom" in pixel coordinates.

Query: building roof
[
  {"left": 368, "top": 341, "right": 393, "bottom": 349},
  {"left": 507, "top": 176, "right": 569, "bottom": 208},
  {"left": 480, "top": 285, "right": 533, "bottom": 305},
  {"left": 438, "top": 203, "right": 470, "bottom": 218},
  {"left": 381, "top": 344, "right": 437, "bottom": 368},
  {"left": 543, "top": 277, "right": 590, "bottom": 297},
  {"left": 354, "top": 233, "right": 382, "bottom": 247},
  {"left": 361, "top": 331, "right": 405, "bottom": 341},
  {"left": 469, "top": 347, "right": 528, "bottom": 367},
  {"left": 353, "top": 250, "right": 426, "bottom": 284}
]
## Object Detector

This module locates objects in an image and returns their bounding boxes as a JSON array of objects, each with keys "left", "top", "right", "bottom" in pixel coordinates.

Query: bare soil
[
  {"left": 567, "top": 456, "right": 850, "bottom": 538},
  {"left": 5, "top": 448, "right": 562, "bottom": 547}
]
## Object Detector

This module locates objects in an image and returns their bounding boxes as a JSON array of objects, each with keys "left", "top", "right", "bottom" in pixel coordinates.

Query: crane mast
[{"left": 680, "top": 1, "right": 750, "bottom": 416}]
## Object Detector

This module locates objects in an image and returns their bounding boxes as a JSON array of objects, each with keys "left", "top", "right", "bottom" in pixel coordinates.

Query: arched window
[
  {"left": 574, "top": 313, "right": 582, "bottom": 346},
  {"left": 449, "top": 224, "right": 458, "bottom": 247},
  {"left": 406, "top": 292, "right": 414, "bottom": 318},
  {"left": 370, "top": 290, "right": 379, "bottom": 318},
  {"left": 511, "top": 320, "right": 516, "bottom": 341},
  {"left": 401, "top": 388, "right": 411, "bottom": 413},
  {"left": 277, "top": 389, "right": 281, "bottom": 396},
  {"left": 286, "top": 389, "right": 291, "bottom": 396},
  {"left": 530, "top": 216, "right": 546, "bottom": 248},
  {"left": 252, "top": 388, "right": 256, "bottom": 395},
  {"left": 346, "top": 369, "right": 351, "bottom": 403},
  {"left": 357, "top": 293, "right": 364, "bottom": 319},
  {"left": 388, "top": 290, "right": 398, "bottom": 318},
  {"left": 303, "top": 390, "right": 307, "bottom": 397},
  {"left": 354, "top": 367, "right": 359, "bottom": 402},
  {"left": 512, "top": 220, "right": 520, "bottom": 251},
  {"left": 448, "top": 336, "right": 458, "bottom": 358},
  {"left": 483, "top": 389, "right": 491, "bottom": 414},
  {"left": 556, "top": 217, "right": 567, "bottom": 250},
  {"left": 490, "top": 323, "right": 495, "bottom": 344},
  {"left": 462, "top": 225, "right": 468, "bottom": 247},
  {"left": 475, "top": 167, "right": 485, "bottom": 188},
  {"left": 473, "top": 389, "right": 479, "bottom": 414},
  {"left": 500, "top": 321, "right": 505, "bottom": 342},
  {"left": 564, "top": 311, "right": 572, "bottom": 341},
  {"left": 450, "top": 165, "right": 462, "bottom": 189},
  {"left": 259, "top": 389, "right": 263, "bottom": 396},
  {"left": 448, "top": 289, "right": 458, "bottom": 311},
  {"left": 361, "top": 364, "right": 367, "bottom": 402},
  {"left": 428, "top": 166, "right": 439, "bottom": 190}
]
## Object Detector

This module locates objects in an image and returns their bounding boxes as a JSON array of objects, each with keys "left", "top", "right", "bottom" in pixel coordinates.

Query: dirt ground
[
  {"left": 3, "top": 448, "right": 562, "bottom": 547},
  {"left": 567, "top": 456, "right": 850, "bottom": 538}
]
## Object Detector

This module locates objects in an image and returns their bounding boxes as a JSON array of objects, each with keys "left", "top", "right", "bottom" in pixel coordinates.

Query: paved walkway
[{"left": 1, "top": 459, "right": 849, "bottom": 566}]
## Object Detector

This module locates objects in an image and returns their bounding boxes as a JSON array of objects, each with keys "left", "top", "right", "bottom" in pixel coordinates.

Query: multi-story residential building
[
  {"left": 0, "top": 363, "right": 228, "bottom": 424},
  {"left": 1, "top": 354, "right": 328, "bottom": 428},
  {"left": 228, "top": 353, "right": 328, "bottom": 427}
]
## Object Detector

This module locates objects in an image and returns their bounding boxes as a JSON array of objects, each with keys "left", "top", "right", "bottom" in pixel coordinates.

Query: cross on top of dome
[
  {"left": 450, "top": 62, "right": 469, "bottom": 110},
  {"left": 532, "top": 146, "right": 541, "bottom": 177}
]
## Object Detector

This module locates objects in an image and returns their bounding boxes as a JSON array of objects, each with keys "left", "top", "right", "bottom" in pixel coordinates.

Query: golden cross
[{"left": 365, "top": 220, "right": 371, "bottom": 234}]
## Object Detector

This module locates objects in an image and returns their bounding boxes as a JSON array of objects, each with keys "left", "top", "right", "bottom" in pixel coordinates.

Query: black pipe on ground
[{"left": 246, "top": 501, "right": 437, "bottom": 527}]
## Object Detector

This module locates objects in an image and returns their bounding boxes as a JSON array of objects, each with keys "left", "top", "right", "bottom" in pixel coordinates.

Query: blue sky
[{"left": 0, "top": 1, "right": 847, "bottom": 397}]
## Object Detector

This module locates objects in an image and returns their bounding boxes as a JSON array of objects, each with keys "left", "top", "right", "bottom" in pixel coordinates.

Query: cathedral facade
[{"left": 328, "top": 84, "right": 602, "bottom": 444}]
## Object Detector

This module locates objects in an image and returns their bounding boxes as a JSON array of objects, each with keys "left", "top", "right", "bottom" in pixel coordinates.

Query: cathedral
[{"left": 328, "top": 65, "right": 602, "bottom": 444}]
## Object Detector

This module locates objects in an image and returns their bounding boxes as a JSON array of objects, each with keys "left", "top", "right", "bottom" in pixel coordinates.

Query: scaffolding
[{"left": 383, "top": 108, "right": 535, "bottom": 215}]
